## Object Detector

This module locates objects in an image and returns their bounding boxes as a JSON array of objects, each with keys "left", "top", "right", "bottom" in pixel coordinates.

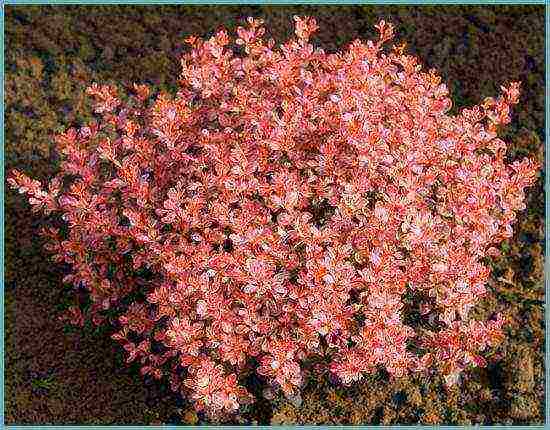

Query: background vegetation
[{"left": 5, "top": 5, "right": 544, "bottom": 425}]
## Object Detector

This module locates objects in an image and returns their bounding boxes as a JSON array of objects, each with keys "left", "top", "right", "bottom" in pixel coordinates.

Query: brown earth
[{"left": 4, "top": 5, "right": 545, "bottom": 425}]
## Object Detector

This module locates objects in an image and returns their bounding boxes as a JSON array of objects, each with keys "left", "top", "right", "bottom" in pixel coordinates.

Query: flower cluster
[{"left": 8, "top": 17, "right": 539, "bottom": 420}]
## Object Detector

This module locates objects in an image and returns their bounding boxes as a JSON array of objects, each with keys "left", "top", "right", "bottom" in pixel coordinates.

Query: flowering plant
[{"left": 8, "top": 16, "right": 539, "bottom": 420}]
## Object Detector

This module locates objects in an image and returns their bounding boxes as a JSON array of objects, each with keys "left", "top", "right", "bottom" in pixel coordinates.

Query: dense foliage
[{"left": 8, "top": 17, "right": 539, "bottom": 419}]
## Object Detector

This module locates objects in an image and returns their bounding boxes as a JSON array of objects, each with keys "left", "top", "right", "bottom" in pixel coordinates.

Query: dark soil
[{"left": 4, "top": 5, "right": 544, "bottom": 425}]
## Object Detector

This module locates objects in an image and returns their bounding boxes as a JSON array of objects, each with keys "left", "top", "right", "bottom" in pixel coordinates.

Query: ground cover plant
[
  {"left": 5, "top": 5, "right": 548, "bottom": 424},
  {"left": 7, "top": 14, "right": 541, "bottom": 422}
]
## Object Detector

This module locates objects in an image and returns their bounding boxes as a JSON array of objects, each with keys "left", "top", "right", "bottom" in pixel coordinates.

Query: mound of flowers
[{"left": 8, "top": 16, "right": 539, "bottom": 420}]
